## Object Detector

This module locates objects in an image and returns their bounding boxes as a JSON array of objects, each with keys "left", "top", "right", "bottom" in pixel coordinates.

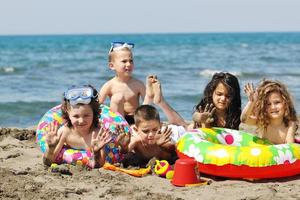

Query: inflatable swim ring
[
  {"left": 177, "top": 128, "right": 300, "bottom": 179},
  {"left": 36, "top": 104, "right": 131, "bottom": 168}
]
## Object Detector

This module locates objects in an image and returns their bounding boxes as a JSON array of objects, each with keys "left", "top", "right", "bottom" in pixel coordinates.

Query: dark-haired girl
[{"left": 189, "top": 72, "right": 241, "bottom": 130}]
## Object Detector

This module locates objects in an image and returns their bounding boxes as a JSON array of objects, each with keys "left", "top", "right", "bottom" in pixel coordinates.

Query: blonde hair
[
  {"left": 254, "top": 79, "right": 297, "bottom": 130},
  {"left": 108, "top": 47, "right": 132, "bottom": 62}
]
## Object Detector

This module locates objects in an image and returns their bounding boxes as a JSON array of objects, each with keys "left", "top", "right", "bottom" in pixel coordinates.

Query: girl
[
  {"left": 43, "top": 85, "right": 129, "bottom": 168},
  {"left": 189, "top": 72, "right": 241, "bottom": 130},
  {"left": 241, "top": 80, "right": 298, "bottom": 144}
]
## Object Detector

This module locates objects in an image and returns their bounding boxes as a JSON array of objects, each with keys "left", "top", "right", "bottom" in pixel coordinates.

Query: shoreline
[{"left": 1, "top": 126, "right": 300, "bottom": 199}]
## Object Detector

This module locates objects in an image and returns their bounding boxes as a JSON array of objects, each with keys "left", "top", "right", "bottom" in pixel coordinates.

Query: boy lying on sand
[{"left": 122, "top": 75, "right": 187, "bottom": 167}]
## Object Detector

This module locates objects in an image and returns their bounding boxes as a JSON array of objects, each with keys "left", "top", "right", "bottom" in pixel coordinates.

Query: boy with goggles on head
[
  {"left": 99, "top": 42, "right": 149, "bottom": 125},
  {"left": 43, "top": 85, "right": 129, "bottom": 168},
  {"left": 122, "top": 76, "right": 187, "bottom": 167}
]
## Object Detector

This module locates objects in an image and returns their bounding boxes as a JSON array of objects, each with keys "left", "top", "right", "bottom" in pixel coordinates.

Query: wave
[
  {"left": 199, "top": 69, "right": 242, "bottom": 77},
  {"left": 259, "top": 56, "right": 288, "bottom": 63},
  {"left": 198, "top": 69, "right": 300, "bottom": 78},
  {"left": 0, "top": 66, "right": 16, "bottom": 74}
]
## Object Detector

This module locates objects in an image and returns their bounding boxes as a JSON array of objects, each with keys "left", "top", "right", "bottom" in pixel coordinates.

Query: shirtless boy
[
  {"left": 99, "top": 42, "right": 146, "bottom": 124},
  {"left": 126, "top": 76, "right": 187, "bottom": 166}
]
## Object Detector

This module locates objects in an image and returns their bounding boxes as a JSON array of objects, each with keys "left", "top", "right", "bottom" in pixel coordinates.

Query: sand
[{"left": 1, "top": 126, "right": 300, "bottom": 200}]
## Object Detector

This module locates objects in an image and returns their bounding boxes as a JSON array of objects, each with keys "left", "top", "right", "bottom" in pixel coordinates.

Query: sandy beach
[{"left": 1, "top": 126, "right": 300, "bottom": 200}]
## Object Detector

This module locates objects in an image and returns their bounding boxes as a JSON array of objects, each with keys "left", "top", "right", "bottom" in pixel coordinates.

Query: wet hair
[
  {"left": 254, "top": 79, "right": 297, "bottom": 130},
  {"left": 61, "top": 85, "right": 100, "bottom": 128},
  {"left": 108, "top": 47, "right": 132, "bottom": 62},
  {"left": 194, "top": 72, "right": 241, "bottom": 129},
  {"left": 134, "top": 105, "right": 160, "bottom": 127}
]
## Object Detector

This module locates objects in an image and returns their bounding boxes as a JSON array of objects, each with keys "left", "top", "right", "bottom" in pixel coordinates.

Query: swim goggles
[
  {"left": 64, "top": 86, "right": 98, "bottom": 106},
  {"left": 109, "top": 42, "right": 134, "bottom": 53}
]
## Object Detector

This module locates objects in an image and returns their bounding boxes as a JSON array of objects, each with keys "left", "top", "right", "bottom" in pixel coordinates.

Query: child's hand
[
  {"left": 244, "top": 83, "right": 258, "bottom": 102},
  {"left": 194, "top": 104, "right": 216, "bottom": 124},
  {"left": 115, "top": 125, "right": 130, "bottom": 151},
  {"left": 45, "top": 122, "right": 61, "bottom": 149},
  {"left": 155, "top": 126, "right": 172, "bottom": 146},
  {"left": 91, "top": 127, "right": 112, "bottom": 152}
]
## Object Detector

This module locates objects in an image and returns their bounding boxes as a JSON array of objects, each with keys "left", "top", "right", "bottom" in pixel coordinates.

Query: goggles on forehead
[
  {"left": 109, "top": 42, "right": 134, "bottom": 53},
  {"left": 64, "top": 86, "right": 98, "bottom": 106}
]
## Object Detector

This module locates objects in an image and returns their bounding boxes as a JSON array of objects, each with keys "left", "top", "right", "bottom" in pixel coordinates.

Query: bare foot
[
  {"left": 153, "top": 78, "right": 163, "bottom": 104},
  {"left": 146, "top": 75, "right": 156, "bottom": 99}
]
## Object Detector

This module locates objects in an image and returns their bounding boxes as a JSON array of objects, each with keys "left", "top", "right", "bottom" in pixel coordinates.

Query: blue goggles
[
  {"left": 109, "top": 42, "right": 134, "bottom": 53},
  {"left": 64, "top": 86, "right": 97, "bottom": 106}
]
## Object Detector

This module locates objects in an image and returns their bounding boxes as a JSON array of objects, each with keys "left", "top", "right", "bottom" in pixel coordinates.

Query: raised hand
[
  {"left": 45, "top": 122, "right": 61, "bottom": 149},
  {"left": 244, "top": 83, "right": 258, "bottom": 102},
  {"left": 155, "top": 126, "right": 172, "bottom": 146},
  {"left": 193, "top": 104, "right": 216, "bottom": 124},
  {"left": 91, "top": 127, "right": 112, "bottom": 152},
  {"left": 115, "top": 125, "right": 130, "bottom": 151}
]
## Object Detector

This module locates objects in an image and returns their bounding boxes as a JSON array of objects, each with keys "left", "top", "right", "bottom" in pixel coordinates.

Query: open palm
[
  {"left": 244, "top": 83, "right": 258, "bottom": 102},
  {"left": 91, "top": 127, "right": 112, "bottom": 152},
  {"left": 156, "top": 126, "right": 172, "bottom": 146},
  {"left": 45, "top": 122, "right": 61, "bottom": 148},
  {"left": 194, "top": 104, "right": 216, "bottom": 124}
]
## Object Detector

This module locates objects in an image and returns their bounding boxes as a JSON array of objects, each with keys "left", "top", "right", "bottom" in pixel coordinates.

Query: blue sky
[{"left": 0, "top": 0, "right": 299, "bottom": 35}]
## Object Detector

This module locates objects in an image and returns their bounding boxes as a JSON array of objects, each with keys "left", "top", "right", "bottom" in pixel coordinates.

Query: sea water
[{"left": 1, "top": 32, "right": 300, "bottom": 127}]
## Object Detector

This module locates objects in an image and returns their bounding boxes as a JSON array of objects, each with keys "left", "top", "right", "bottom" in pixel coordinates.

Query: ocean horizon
[{"left": 1, "top": 32, "right": 300, "bottom": 128}]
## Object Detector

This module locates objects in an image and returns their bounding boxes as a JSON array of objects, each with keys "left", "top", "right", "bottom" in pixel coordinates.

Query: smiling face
[
  {"left": 135, "top": 119, "right": 161, "bottom": 145},
  {"left": 68, "top": 104, "right": 94, "bottom": 134},
  {"left": 109, "top": 49, "right": 134, "bottom": 77},
  {"left": 212, "top": 83, "right": 230, "bottom": 111},
  {"left": 266, "top": 92, "right": 286, "bottom": 120}
]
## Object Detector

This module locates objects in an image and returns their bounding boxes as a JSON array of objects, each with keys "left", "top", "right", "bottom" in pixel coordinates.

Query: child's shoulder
[
  {"left": 58, "top": 125, "right": 71, "bottom": 138},
  {"left": 100, "top": 78, "right": 115, "bottom": 90},
  {"left": 288, "top": 120, "right": 298, "bottom": 129},
  {"left": 130, "top": 77, "right": 145, "bottom": 87},
  {"left": 130, "top": 77, "right": 144, "bottom": 83}
]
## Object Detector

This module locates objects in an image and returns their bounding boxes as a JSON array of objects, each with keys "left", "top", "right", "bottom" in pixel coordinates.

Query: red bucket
[{"left": 171, "top": 158, "right": 200, "bottom": 186}]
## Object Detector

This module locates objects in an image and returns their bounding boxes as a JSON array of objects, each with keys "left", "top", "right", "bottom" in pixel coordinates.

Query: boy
[
  {"left": 99, "top": 42, "right": 147, "bottom": 125},
  {"left": 124, "top": 76, "right": 187, "bottom": 167}
]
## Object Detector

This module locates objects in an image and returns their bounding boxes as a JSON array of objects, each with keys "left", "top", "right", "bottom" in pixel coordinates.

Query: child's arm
[
  {"left": 43, "top": 122, "right": 65, "bottom": 166},
  {"left": 127, "top": 133, "right": 138, "bottom": 152},
  {"left": 158, "top": 100, "right": 187, "bottom": 128},
  {"left": 98, "top": 82, "right": 111, "bottom": 104},
  {"left": 142, "top": 76, "right": 152, "bottom": 105},
  {"left": 151, "top": 76, "right": 187, "bottom": 127},
  {"left": 115, "top": 125, "right": 131, "bottom": 153},
  {"left": 91, "top": 128, "right": 112, "bottom": 168},
  {"left": 285, "top": 121, "right": 297, "bottom": 143},
  {"left": 241, "top": 83, "right": 258, "bottom": 125},
  {"left": 139, "top": 81, "right": 146, "bottom": 104}
]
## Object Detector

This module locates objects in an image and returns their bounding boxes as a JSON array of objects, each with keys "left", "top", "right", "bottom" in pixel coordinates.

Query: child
[
  {"left": 241, "top": 80, "right": 298, "bottom": 144},
  {"left": 43, "top": 85, "right": 129, "bottom": 168},
  {"left": 99, "top": 42, "right": 146, "bottom": 125},
  {"left": 124, "top": 75, "right": 187, "bottom": 167},
  {"left": 189, "top": 72, "right": 241, "bottom": 130}
]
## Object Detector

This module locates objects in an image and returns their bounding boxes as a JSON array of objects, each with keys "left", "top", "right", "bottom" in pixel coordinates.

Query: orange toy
[
  {"left": 103, "top": 163, "right": 151, "bottom": 177},
  {"left": 154, "top": 160, "right": 174, "bottom": 179}
]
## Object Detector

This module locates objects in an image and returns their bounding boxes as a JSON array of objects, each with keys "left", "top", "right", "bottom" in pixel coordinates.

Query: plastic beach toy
[
  {"left": 171, "top": 158, "right": 202, "bottom": 186},
  {"left": 177, "top": 127, "right": 300, "bottom": 179},
  {"left": 154, "top": 160, "right": 174, "bottom": 179}
]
